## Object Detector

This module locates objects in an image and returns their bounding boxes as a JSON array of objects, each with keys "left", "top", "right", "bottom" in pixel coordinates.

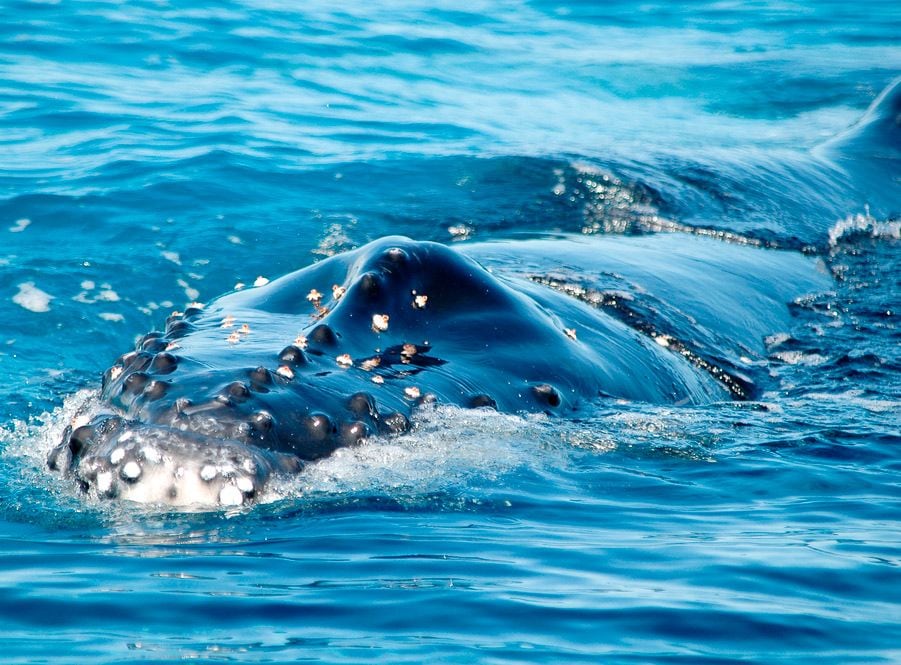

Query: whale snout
[{"left": 48, "top": 415, "right": 302, "bottom": 508}]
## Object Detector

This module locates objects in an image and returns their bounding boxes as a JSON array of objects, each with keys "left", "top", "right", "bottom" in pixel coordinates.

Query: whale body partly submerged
[
  {"left": 47, "top": 79, "right": 898, "bottom": 508},
  {"left": 46, "top": 233, "right": 829, "bottom": 507}
]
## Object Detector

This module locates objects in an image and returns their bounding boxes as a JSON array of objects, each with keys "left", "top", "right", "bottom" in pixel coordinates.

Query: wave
[{"left": 828, "top": 208, "right": 901, "bottom": 247}]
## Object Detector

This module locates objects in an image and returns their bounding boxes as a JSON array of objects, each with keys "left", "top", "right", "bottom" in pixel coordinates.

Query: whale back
[{"left": 822, "top": 76, "right": 901, "bottom": 163}]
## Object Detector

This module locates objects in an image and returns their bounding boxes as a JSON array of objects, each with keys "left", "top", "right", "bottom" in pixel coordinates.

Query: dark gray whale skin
[
  {"left": 47, "top": 234, "right": 826, "bottom": 507},
  {"left": 46, "top": 78, "right": 897, "bottom": 508}
]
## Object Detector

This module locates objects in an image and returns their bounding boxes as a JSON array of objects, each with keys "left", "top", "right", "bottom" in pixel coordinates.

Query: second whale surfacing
[{"left": 47, "top": 234, "right": 829, "bottom": 508}]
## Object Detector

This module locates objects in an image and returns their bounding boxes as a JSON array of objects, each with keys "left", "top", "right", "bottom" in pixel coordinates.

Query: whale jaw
[{"left": 48, "top": 415, "right": 302, "bottom": 509}]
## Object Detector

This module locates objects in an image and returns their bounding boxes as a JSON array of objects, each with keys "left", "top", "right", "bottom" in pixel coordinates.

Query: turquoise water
[{"left": 1, "top": 1, "right": 899, "bottom": 662}]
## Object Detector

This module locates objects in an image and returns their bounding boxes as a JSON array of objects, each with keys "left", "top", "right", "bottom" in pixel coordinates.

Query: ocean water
[{"left": 1, "top": 1, "right": 899, "bottom": 662}]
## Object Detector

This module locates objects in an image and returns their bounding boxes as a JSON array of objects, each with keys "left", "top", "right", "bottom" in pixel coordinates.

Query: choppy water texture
[{"left": 1, "top": 1, "right": 899, "bottom": 663}]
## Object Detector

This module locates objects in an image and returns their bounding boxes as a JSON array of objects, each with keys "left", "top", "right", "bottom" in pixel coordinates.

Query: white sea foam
[
  {"left": 177, "top": 278, "right": 200, "bottom": 301},
  {"left": 0, "top": 390, "right": 100, "bottom": 486},
  {"left": 828, "top": 209, "right": 901, "bottom": 247},
  {"left": 801, "top": 390, "right": 900, "bottom": 414},
  {"left": 771, "top": 351, "right": 828, "bottom": 366},
  {"left": 280, "top": 406, "right": 542, "bottom": 502},
  {"left": 12, "top": 282, "right": 53, "bottom": 312}
]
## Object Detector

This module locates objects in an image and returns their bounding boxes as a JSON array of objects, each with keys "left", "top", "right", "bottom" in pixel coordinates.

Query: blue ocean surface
[{"left": 1, "top": 1, "right": 899, "bottom": 662}]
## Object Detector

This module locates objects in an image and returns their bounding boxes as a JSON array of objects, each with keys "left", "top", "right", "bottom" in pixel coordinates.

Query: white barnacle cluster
[
  {"left": 305, "top": 287, "right": 334, "bottom": 318},
  {"left": 222, "top": 314, "right": 252, "bottom": 344},
  {"left": 371, "top": 313, "right": 389, "bottom": 333},
  {"left": 360, "top": 357, "right": 381, "bottom": 371},
  {"left": 86, "top": 427, "right": 265, "bottom": 508},
  {"left": 411, "top": 290, "right": 428, "bottom": 309},
  {"left": 198, "top": 463, "right": 256, "bottom": 507}
]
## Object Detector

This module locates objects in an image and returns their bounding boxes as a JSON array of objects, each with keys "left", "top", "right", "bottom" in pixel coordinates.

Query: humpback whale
[
  {"left": 47, "top": 79, "right": 898, "bottom": 509},
  {"left": 46, "top": 234, "right": 828, "bottom": 507}
]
